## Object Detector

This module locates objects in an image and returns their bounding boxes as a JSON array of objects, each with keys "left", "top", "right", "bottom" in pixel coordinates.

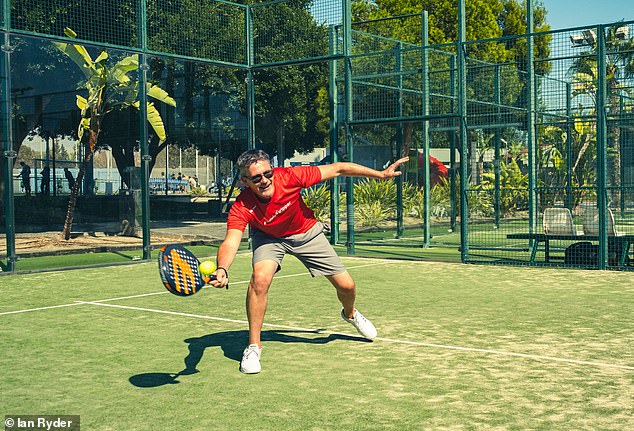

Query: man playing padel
[{"left": 210, "top": 149, "right": 408, "bottom": 374}]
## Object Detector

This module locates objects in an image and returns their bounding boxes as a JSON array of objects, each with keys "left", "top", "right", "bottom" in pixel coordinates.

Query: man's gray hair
[{"left": 236, "top": 149, "right": 271, "bottom": 170}]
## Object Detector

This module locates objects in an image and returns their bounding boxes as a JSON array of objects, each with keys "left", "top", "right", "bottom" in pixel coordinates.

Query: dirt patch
[{"left": 4, "top": 233, "right": 180, "bottom": 257}]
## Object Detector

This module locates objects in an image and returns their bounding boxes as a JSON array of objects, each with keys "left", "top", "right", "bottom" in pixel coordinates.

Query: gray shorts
[{"left": 251, "top": 222, "right": 346, "bottom": 277}]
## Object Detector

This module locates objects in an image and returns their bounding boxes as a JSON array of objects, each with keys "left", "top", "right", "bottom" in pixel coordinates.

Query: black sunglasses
[{"left": 244, "top": 169, "right": 274, "bottom": 184}]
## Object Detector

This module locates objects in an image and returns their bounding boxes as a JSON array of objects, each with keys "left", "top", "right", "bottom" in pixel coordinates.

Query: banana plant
[{"left": 54, "top": 28, "right": 176, "bottom": 240}]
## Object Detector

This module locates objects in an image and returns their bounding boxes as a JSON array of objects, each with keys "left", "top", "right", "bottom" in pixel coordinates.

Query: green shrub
[
  {"left": 190, "top": 186, "right": 208, "bottom": 197},
  {"left": 403, "top": 178, "right": 455, "bottom": 220},
  {"left": 480, "top": 159, "right": 528, "bottom": 216},
  {"left": 353, "top": 178, "right": 398, "bottom": 223},
  {"left": 355, "top": 201, "right": 392, "bottom": 227},
  {"left": 302, "top": 184, "right": 331, "bottom": 222},
  {"left": 354, "top": 179, "right": 396, "bottom": 206},
  {"left": 429, "top": 178, "right": 453, "bottom": 218}
]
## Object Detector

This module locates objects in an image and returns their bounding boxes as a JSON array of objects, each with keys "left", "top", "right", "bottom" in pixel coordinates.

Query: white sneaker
[
  {"left": 240, "top": 344, "right": 262, "bottom": 374},
  {"left": 341, "top": 309, "right": 377, "bottom": 340}
]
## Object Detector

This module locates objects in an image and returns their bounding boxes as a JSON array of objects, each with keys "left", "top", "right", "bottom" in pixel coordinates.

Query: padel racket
[{"left": 158, "top": 244, "right": 221, "bottom": 296}]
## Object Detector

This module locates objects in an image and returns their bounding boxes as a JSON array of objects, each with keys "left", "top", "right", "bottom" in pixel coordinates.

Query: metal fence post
[
  {"left": 527, "top": 0, "right": 537, "bottom": 237},
  {"left": 138, "top": 0, "right": 152, "bottom": 260},
  {"left": 329, "top": 25, "right": 339, "bottom": 245},
  {"left": 343, "top": 0, "right": 354, "bottom": 255},
  {"left": 494, "top": 64, "right": 501, "bottom": 228},
  {"left": 246, "top": 5, "right": 255, "bottom": 150},
  {"left": 458, "top": 0, "right": 468, "bottom": 262},
  {"left": 449, "top": 55, "right": 457, "bottom": 232},
  {"left": 421, "top": 11, "right": 431, "bottom": 247},
  {"left": 596, "top": 25, "right": 608, "bottom": 269},
  {"left": 2, "top": 0, "right": 16, "bottom": 272}
]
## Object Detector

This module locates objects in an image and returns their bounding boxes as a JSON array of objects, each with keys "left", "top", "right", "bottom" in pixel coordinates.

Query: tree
[
  {"left": 54, "top": 28, "right": 175, "bottom": 239},
  {"left": 348, "top": 0, "right": 551, "bottom": 161},
  {"left": 145, "top": 0, "right": 247, "bottom": 162},
  {"left": 351, "top": 0, "right": 551, "bottom": 68},
  {"left": 141, "top": 0, "right": 331, "bottom": 164},
  {"left": 538, "top": 119, "right": 598, "bottom": 207},
  {"left": 254, "top": 63, "right": 328, "bottom": 159},
  {"left": 481, "top": 158, "right": 528, "bottom": 215},
  {"left": 499, "top": 0, "right": 551, "bottom": 75},
  {"left": 250, "top": 0, "right": 330, "bottom": 160}
]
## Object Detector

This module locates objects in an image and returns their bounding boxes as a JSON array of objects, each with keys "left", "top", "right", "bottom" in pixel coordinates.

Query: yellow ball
[{"left": 199, "top": 260, "right": 217, "bottom": 276}]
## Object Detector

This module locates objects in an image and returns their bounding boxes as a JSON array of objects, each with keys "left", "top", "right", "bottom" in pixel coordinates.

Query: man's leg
[
  {"left": 240, "top": 259, "right": 278, "bottom": 374},
  {"left": 327, "top": 271, "right": 377, "bottom": 340},
  {"left": 246, "top": 259, "right": 278, "bottom": 347},
  {"left": 326, "top": 271, "right": 356, "bottom": 318}
]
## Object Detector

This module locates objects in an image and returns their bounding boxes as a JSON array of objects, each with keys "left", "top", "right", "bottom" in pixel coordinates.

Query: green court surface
[{"left": 1, "top": 255, "right": 633, "bottom": 430}]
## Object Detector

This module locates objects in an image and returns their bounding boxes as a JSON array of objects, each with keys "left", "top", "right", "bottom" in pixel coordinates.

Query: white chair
[
  {"left": 543, "top": 207, "right": 578, "bottom": 235},
  {"left": 582, "top": 206, "right": 622, "bottom": 236}
]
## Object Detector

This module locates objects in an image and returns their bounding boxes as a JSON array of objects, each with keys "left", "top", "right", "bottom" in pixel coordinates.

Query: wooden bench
[{"left": 506, "top": 233, "right": 634, "bottom": 267}]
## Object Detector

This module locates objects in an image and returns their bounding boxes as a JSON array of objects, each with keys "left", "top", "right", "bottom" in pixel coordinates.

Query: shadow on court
[{"left": 129, "top": 329, "right": 368, "bottom": 387}]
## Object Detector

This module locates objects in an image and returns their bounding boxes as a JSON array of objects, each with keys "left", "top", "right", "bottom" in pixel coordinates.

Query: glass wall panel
[
  {"left": 9, "top": 34, "right": 147, "bottom": 271},
  {"left": 146, "top": 55, "right": 247, "bottom": 243}
]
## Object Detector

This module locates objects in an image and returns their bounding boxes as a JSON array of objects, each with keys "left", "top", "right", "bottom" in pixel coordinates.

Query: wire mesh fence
[
  {"left": 460, "top": 22, "right": 634, "bottom": 269},
  {"left": 252, "top": 0, "right": 341, "bottom": 66}
]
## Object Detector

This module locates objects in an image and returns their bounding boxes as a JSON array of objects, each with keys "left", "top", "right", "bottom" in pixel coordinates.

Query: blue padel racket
[{"left": 158, "top": 244, "right": 217, "bottom": 296}]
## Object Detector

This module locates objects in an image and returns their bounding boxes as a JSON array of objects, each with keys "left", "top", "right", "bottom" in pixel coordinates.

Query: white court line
[
  {"left": 78, "top": 300, "right": 634, "bottom": 372},
  {"left": 0, "top": 302, "right": 85, "bottom": 316},
  {"left": 76, "top": 301, "right": 318, "bottom": 332},
  {"left": 0, "top": 261, "right": 393, "bottom": 315}
]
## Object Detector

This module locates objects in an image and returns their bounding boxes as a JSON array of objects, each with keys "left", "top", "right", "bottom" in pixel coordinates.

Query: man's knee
[
  {"left": 329, "top": 272, "right": 355, "bottom": 292},
  {"left": 250, "top": 268, "right": 274, "bottom": 294},
  {"left": 338, "top": 279, "right": 355, "bottom": 292}
]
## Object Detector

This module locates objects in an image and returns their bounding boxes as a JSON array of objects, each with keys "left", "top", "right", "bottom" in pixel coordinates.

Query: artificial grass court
[{"left": 1, "top": 254, "right": 633, "bottom": 431}]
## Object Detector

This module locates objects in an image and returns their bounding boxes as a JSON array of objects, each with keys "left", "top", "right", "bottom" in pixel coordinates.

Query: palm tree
[
  {"left": 568, "top": 23, "right": 634, "bottom": 204},
  {"left": 54, "top": 28, "right": 176, "bottom": 240}
]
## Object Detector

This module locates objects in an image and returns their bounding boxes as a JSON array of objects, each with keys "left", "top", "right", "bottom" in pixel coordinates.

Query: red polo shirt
[{"left": 227, "top": 166, "right": 322, "bottom": 237}]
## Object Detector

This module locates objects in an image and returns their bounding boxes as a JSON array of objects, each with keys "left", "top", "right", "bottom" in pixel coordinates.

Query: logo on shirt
[{"left": 263, "top": 200, "right": 291, "bottom": 225}]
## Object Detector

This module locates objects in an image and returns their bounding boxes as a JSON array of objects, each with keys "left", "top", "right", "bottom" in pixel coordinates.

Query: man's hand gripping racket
[{"left": 158, "top": 244, "right": 228, "bottom": 296}]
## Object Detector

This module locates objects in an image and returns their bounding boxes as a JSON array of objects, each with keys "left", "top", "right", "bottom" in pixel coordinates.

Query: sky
[{"left": 540, "top": 0, "right": 633, "bottom": 30}]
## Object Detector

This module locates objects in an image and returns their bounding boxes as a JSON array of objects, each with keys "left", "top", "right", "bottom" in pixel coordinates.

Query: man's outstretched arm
[
  {"left": 317, "top": 157, "right": 409, "bottom": 182},
  {"left": 209, "top": 228, "right": 243, "bottom": 288}
]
